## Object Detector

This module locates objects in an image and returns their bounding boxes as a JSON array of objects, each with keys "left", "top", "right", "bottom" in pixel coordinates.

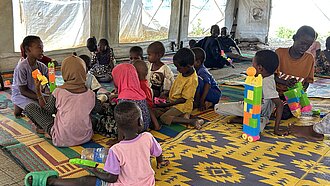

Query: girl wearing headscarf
[
  {"left": 112, "top": 63, "right": 151, "bottom": 131},
  {"left": 25, "top": 56, "right": 95, "bottom": 147}
]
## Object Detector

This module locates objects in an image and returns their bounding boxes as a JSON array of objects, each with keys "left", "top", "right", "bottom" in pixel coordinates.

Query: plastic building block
[
  {"left": 32, "top": 69, "right": 48, "bottom": 85},
  {"left": 283, "top": 82, "right": 312, "bottom": 117},
  {"left": 48, "top": 60, "right": 56, "bottom": 92},
  {"left": 242, "top": 67, "right": 262, "bottom": 142},
  {"left": 69, "top": 158, "right": 98, "bottom": 168}
]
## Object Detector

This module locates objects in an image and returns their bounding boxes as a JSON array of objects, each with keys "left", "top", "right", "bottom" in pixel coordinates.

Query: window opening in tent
[
  {"left": 188, "top": 0, "right": 226, "bottom": 38},
  {"left": 12, "top": 0, "right": 90, "bottom": 52},
  {"left": 119, "top": 0, "right": 171, "bottom": 43}
]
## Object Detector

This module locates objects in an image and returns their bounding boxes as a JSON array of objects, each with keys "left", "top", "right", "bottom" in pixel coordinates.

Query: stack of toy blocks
[
  {"left": 284, "top": 82, "right": 312, "bottom": 118},
  {"left": 242, "top": 67, "right": 262, "bottom": 142}
]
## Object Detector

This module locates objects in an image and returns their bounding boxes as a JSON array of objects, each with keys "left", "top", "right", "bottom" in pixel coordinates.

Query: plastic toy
[
  {"left": 242, "top": 67, "right": 262, "bottom": 142},
  {"left": 69, "top": 158, "right": 98, "bottom": 168},
  {"left": 220, "top": 50, "right": 234, "bottom": 68},
  {"left": 154, "top": 97, "right": 167, "bottom": 104},
  {"left": 48, "top": 60, "right": 56, "bottom": 92},
  {"left": 283, "top": 82, "right": 312, "bottom": 118},
  {"left": 32, "top": 69, "right": 48, "bottom": 85}
]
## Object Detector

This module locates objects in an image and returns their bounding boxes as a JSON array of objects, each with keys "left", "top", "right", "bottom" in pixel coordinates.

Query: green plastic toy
[{"left": 69, "top": 158, "right": 98, "bottom": 168}]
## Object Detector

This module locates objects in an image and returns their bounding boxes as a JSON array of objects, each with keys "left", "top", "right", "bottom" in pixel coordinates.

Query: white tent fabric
[{"left": 13, "top": 0, "right": 90, "bottom": 51}]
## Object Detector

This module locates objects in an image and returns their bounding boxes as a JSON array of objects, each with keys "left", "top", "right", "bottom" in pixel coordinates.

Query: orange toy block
[
  {"left": 252, "top": 105, "right": 261, "bottom": 114},
  {"left": 243, "top": 112, "right": 252, "bottom": 125}
]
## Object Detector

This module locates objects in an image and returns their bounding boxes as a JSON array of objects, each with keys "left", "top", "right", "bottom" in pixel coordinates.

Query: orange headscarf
[{"left": 112, "top": 63, "right": 146, "bottom": 100}]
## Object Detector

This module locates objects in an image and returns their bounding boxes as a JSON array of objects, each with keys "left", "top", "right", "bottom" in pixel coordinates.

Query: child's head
[
  {"left": 191, "top": 47, "right": 206, "bottom": 69},
  {"left": 112, "top": 63, "right": 142, "bottom": 95},
  {"left": 220, "top": 27, "right": 228, "bottom": 37},
  {"left": 132, "top": 59, "right": 148, "bottom": 81},
  {"left": 129, "top": 46, "right": 144, "bottom": 61},
  {"left": 147, "top": 41, "right": 165, "bottom": 63},
  {"left": 114, "top": 101, "right": 142, "bottom": 134},
  {"left": 79, "top": 55, "right": 92, "bottom": 71},
  {"left": 173, "top": 48, "right": 195, "bottom": 74},
  {"left": 326, "top": 36, "right": 330, "bottom": 50},
  {"left": 252, "top": 50, "right": 279, "bottom": 77},
  {"left": 292, "top": 26, "right": 316, "bottom": 56},
  {"left": 98, "top": 38, "right": 110, "bottom": 52},
  {"left": 189, "top": 39, "right": 197, "bottom": 48},
  {"left": 210, "top": 25, "right": 220, "bottom": 37},
  {"left": 22, "top": 35, "right": 43, "bottom": 60}
]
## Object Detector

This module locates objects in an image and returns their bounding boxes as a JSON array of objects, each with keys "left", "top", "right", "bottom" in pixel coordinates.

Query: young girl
[
  {"left": 112, "top": 63, "right": 151, "bottom": 132},
  {"left": 24, "top": 102, "right": 169, "bottom": 186},
  {"left": 315, "top": 36, "right": 330, "bottom": 77},
  {"left": 147, "top": 41, "right": 174, "bottom": 98},
  {"left": 129, "top": 46, "right": 144, "bottom": 61},
  {"left": 132, "top": 59, "right": 161, "bottom": 130},
  {"left": 24, "top": 56, "right": 95, "bottom": 147},
  {"left": 12, "top": 36, "right": 48, "bottom": 117},
  {"left": 90, "top": 39, "right": 115, "bottom": 82}
]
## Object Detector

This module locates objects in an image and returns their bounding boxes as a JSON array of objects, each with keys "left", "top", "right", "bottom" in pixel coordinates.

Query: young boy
[
  {"left": 129, "top": 46, "right": 144, "bottom": 61},
  {"left": 192, "top": 47, "right": 221, "bottom": 111},
  {"left": 275, "top": 26, "right": 316, "bottom": 119},
  {"left": 215, "top": 50, "right": 287, "bottom": 136},
  {"left": 147, "top": 41, "right": 174, "bottom": 98},
  {"left": 132, "top": 59, "right": 161, "bottom": 130},
  {"left": 24, "top": 102, "right": 169, "bottom": 186},
  {"left": 154, "top": 48, "right": 204, "bottom": 129}
]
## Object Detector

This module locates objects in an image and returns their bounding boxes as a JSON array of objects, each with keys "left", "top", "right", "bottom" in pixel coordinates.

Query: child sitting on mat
[
  {"left": 12, "top": 35, "right": 49, "bottom": 118},
  {"left": 24, "top": 101, "right": 170, "bottom": 186},
  {"left": 215, "top": 50, "right": 287, "bottom": 136},
  {"left": 129, "top": 46, "right": 144, "bottom": 61},
  {"left": 275, "top": 25, "right": 316, "bottom": 120},
  {"left": 154, "top": 48, "right": 204, "bottom": 129},
  {"left": 24, "top": 56, "right": 95, "bottom": 147},
  {"left": 192, "top": 47, "right": 222, "bottom": 111},
  {"left": 132, "top": 59, "right": 161, "bottom": 130},
  {"left": 147, "top": 41, "right": 174, "bottom": 98}
]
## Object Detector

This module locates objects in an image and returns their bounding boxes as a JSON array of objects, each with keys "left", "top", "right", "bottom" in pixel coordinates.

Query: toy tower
[{"left": 242, "top": 67, "right": 262, "bottom": 142}]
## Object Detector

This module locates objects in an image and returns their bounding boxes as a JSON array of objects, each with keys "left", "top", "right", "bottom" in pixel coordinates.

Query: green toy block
[
  {"left": 69, "top": 158, "right": 98, "bottom": 168},
  {"left": 284, "top": 89, "right": 301, "bottom": 99},
  {"left": 300, "top": 93, "right": 310, "bottom": 107},
  {"left": 249, "top": 118, "right": 258, "bottom": 128},
  {"left": 253, "top": 87, "right": 262, "bottom": 104}
]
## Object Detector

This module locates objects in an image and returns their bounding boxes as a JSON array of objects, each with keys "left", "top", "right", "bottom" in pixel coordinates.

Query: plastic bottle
[
  {"left": 48, "top": 60, "right": 56, "bottom": 93},
  {"left": 81, "top": 148, "right": 108, "bottom": 163}
]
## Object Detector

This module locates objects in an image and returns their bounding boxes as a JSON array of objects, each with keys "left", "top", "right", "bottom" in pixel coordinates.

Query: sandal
[{"left": 24, "top": 170, "right": 59, "bottom": 186}]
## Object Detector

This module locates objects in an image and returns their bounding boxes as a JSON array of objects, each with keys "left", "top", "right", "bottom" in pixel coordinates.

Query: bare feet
[
  {"left": 288, "top": 123, "right": 324, "bottom": 141},
  {"left": 227, "top": 117, "right": 243, "bottom": 124},
  {"left": 192, "top": 119, "right": 204, "bottom": 130},
  {"left": 44, "top": 133, "right": 52, "bottom": 139}
]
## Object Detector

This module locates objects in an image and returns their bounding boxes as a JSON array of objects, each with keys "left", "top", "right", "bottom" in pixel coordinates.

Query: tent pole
[{"left": 177, "top": 0, "right": 184, "bottom": 49}]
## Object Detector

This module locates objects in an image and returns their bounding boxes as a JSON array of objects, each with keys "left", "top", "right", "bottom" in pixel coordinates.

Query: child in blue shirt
[{"left": 192, "top": 47, "right": 222, "bottom": 111}]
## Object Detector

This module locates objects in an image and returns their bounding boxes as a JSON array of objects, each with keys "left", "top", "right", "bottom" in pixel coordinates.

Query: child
[
  {"left": 275, "top": 25, "right": 316, "bottom": 119},
  {"left": 289, "top": 113, "right": 330, "bottom": 141},
  {"left": 155, "top": 48, "right": 204, "bottom": 129},
  {"left": 78, "top": 54, "right": 102, "bottom": 93},
  {"left": 189, "top": 39, "right": 197, "bottom": 48},
  {"left": 90, "top": 39, "right": 115, "bottom": 83},
  {"left": 215, "top": 50, "right": 287, "bottom": 136},
  {"left": 112, "top": 63, "right": 151, "bottom": 132},
  {"left": 147, "top": 41, "right": 174, "bottom": 98},
  {"left": 315, "top": 36, "right": 330, "bottom": 76},
  {"left": 129, "top": 46, "right": 144, "bottom": 61},
  {"left": 12, "top": 35, "right": 48, "bottom": 118},
  {"left": 24, "top": 56, "right": 95, "bottom": 147},
  {"left": 24, "top": 101, "right": 170, "bottom": 186},
  {"left": 192, "top": 47, "right": 222, "bottom": 111},
  {"left": 132, "top": 59, "right": 161, "bottom": 130}
]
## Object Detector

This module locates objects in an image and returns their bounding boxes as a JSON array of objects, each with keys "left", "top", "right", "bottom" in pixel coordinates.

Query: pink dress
[
  {"left": 51, "top": 88, "right": 95, "bottom": 147},
  {"left": 104, "top": 132, "right": 162, "bottom": 186}
]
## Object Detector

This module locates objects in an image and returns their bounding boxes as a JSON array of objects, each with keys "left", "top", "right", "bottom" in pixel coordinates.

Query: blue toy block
[
  {"left": 243, "top": 125, "right": 260, "bottom": 136},
  {"left": 287, "top": 97, "right": 300, "bottom": 104}
]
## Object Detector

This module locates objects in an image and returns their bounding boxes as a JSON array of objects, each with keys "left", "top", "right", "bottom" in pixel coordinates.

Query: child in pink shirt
[{"left": 24, "top": 101, "right": 169, "bottom": 186}]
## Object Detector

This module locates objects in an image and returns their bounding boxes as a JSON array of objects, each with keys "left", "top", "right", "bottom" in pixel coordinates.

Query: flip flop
[{"left": 24, "top": 170, "right": 59, "bottom": 186}]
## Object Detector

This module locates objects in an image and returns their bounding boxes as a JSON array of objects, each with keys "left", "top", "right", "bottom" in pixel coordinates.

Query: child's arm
[
  {"left": 89, "top": 168, "right": 118, "bottom": 183},
  {"left": 199, "top": 83, "right": 211, "bottom": 111},
  {"left": 272, "top": 97, "right": 288, "bottom": 136},
  {"left": 274, "top": 76, "right": 297, "bottom": 87},
  {"left": 156, "top": 154, "right": 170, "bottom": 169},
  {"left": 154, "top": 98, "right": 186, "bottom": 108},
  {"left": 20, "top": 85, "right": 38, "bottom": 100},
  {"left": 303, "top": 82, "right": 309, "bottom": 91}
]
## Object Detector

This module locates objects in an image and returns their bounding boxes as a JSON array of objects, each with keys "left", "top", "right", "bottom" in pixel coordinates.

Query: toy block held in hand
[
  {"left": 242, "top": 67, "right": 262, "bottom": 142},
  {"left": 32, "top": 69, "right": 48, "bottom": 85}
]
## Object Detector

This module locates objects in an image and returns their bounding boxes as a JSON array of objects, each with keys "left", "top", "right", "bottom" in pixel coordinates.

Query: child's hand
[
  {"left": 286, "top": 78, "right": 297, "bottom": 87},
  {"left": 199, "top": 102, "right": 206, "bottom": 111},
  {"left": 34, "top": 78, "right": 42, "bottom": 93},
  {"left": 157, "top": 160, "right": 170, "bottom": 169},
  {"left": 154, "top": 103, "right": 168, "bottom": 108},
  {"left": 274, "top": 129, "right": 290, "bottom": 136}
]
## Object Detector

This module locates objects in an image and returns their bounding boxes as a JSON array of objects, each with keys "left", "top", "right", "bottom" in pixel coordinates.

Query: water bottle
[
  {"left": 48, "top": 60, "right": 56, "bottom": 93},
  {"left": 81, "top": 148, "right": 108, "bottom": 163}
]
